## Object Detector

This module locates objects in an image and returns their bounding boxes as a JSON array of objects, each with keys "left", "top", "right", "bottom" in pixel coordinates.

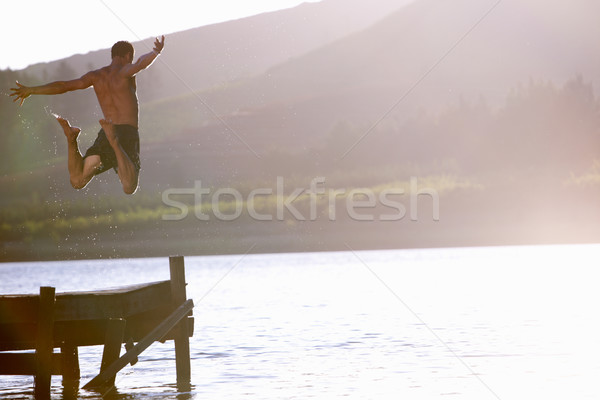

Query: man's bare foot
[
  {"left": 99, "top": 119, "right": 118, "bottom": 145},
  {"left": 55, "top": 115, "right": 81, "bottom": 142}
]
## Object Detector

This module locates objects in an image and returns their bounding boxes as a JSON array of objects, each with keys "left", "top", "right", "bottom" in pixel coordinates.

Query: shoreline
[{"left": 2, "top": 216, "right": 598, "bottom": 262}]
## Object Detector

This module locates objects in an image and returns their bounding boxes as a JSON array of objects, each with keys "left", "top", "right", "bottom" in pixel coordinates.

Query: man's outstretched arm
[
  {"left": 121, "top": 36, "right": 165, "bottom": 77},
  {"left": 10, "top": 72, "right": 93, "bottom": 106}
]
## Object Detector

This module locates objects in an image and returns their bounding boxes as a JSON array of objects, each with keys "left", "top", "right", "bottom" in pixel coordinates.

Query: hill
[
  {"left": 129, "top": 0, "right": 600, "bottom": 189},
  {"left": 182, "top": 0, "right": 600, "bottom": 148},
  {"left": 21, "top": 0, "right": 414, "bottom": 104},
  {"left": 2, "top": 0, "right": 600, "bottom": 261}
]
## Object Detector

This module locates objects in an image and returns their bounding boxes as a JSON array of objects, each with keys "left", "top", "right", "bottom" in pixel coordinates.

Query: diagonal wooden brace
[{"left": 82, "top": 299, "right": 194, "bottom": 389}]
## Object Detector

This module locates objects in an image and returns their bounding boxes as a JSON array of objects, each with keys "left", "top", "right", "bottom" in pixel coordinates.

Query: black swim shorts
[{"left": 84, "top": 124, "right": 141, "bottom": 175}]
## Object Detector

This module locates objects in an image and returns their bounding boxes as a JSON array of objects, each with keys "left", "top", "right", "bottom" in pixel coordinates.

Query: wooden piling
[
  {"left": 169, "top": 255, "right": 192, "bottom": 390},
  {"left": 99, "top": 318, "right": 126, "bottom": 387},
  {"left": 60, "top": 342, "right": 80, "bottom": 381},
  {"left": 60, "top": 326, "right": 80, "bottom": 382},
  {"left": 34, "top": 286, "right": 55, "bottom": 400}
]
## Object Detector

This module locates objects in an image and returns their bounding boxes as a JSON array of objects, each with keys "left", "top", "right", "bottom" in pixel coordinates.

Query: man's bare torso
[{"left": 90, "top": 65, "right": 139, "bottom": 128}]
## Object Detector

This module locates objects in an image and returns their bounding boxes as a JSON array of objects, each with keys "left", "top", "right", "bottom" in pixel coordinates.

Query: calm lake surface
[{"left": 1, "top": 244, "right": 599, "bottom": 399}]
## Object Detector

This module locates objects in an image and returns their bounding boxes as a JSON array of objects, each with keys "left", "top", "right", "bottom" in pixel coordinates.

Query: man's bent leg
[
  {"left": 56, "top": 116, "right": 98, "bottom": 189},
  {"left": 99, "top": 119, "right": 139, "bottom": 195}
]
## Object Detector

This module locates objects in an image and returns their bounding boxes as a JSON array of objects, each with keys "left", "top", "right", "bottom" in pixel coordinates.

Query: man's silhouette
[{"left": 10, "top": 36, "right": 165, "bottom": 195}]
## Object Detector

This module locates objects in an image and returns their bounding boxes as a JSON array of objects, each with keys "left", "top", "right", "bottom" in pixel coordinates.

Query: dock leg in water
[
  {"left": 34, "top": 287, "right": 56, "bottom": 400},
  {"left": 170, "top": 255, "right": 192, "bottom": 391},
  {"left": 99, "top": 318, "right": 126, "bottom": 387}
]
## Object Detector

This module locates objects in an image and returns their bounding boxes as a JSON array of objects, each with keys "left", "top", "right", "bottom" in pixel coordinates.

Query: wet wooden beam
[
  {"left": 0, "top": 281, "right": 171, "bottom": 324},
  {"left": 0, "top": 353, "right": 62, "bottom": 375}
]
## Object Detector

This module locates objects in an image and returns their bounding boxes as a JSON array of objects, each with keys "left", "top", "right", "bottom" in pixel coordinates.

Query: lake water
[{"left": 1, "top": 244, "right": 599, "bottom": 399}]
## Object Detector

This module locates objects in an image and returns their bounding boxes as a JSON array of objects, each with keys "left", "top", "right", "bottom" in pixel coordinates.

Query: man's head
[{"left": 111, "top": 41, "right": 134, "bottom": 62}]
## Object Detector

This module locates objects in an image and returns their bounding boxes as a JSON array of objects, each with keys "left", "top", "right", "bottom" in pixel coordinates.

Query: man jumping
[{"left": 10, "top": 36, "right": 165, "bottom": 195}]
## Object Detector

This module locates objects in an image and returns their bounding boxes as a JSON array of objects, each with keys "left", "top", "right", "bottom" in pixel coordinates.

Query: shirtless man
[{"left": 10, "top": 36, "right": 165, "bottom": 195}]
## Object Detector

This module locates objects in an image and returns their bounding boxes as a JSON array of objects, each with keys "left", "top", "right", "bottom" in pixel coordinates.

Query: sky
[{"left": 1, "top": 0, "right": 320, "bottom": 70}]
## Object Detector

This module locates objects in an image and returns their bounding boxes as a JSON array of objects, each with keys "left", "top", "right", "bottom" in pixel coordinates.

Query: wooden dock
[{"left": 0, "top": 255, "right": 194, "bottom": 399}]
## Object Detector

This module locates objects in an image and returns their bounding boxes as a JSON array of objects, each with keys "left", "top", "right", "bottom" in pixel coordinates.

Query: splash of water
[{"left": 43, "top": 105, "right": 60, "bottom": 120}]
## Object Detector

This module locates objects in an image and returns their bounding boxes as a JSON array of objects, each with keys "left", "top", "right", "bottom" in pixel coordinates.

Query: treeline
[
  {"left": 0, "top": 173, "right": 476, "bottom": 245},
  {"left": 0, "top": 192, "right": 165, "bottom": 243},
  {"left": 309, "top": 75, "right": 600, "bottom": 179}
]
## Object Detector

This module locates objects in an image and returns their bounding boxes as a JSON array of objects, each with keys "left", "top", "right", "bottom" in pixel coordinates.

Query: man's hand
[
  {"left": 9, "top": 81, "right": 32, "bottom": 106},
  {"left": 153, "top": 35, "right": 165, "bottom": 54}
]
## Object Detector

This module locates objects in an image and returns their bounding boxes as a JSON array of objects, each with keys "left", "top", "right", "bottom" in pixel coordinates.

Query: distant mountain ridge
[
  {"left": 200, "top": 0, "right": 600, "bottom": 117},
  {"left": 134, "top": 0, "right": 600, "bottom": 163},
  {"left": 20, "top": 0, "right": 415, "bottom": 103},
  {"left": 20, "top": 0, "right": 600, "bottom": 144}
]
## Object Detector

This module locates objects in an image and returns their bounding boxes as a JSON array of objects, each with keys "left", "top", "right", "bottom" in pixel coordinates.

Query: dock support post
[
  {"left": 35, "top": 286, "right": 55, "bottom": 400},
  {"left": 60, "top": 336, "right": 80, "bottom": 400},
  {"left": 60, "top": 342, "right": 80, "bottom": 381},
  {"left": 169, "top": 255, "right": 191, "bottom": 390},
  {"left": 60, "top": 325, "right": 80, "bottom": 382},
  {"left": 99, "top": 318, "right": 126, "bottom": 387}
]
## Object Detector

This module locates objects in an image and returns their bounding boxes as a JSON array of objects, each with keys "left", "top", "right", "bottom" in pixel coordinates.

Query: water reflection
[{"left": 1, "top": 245, "right": 599, "bottom": 398}]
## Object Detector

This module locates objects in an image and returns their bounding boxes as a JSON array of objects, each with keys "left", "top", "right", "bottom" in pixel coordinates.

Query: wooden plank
[
  {"left": 53, "top": 320, "right": 109, "bottom": 347},
  {"left": 0, "top": 314, "right": 193, "bottom": 352},
  {"left": 0, "top": 295, "right": 39, "bottom": 324},
  {"left": 35, "top": 286, "right": 55, "bottom": 400},
  {"left": 0, "top": 353, "right": 63, "bottom": 375},
  {"left": 83, "top": 299, "right": 194, "bottom": 389},
  {"left": 0, "top": 281, "right": 171, "bottom": 323},
  {"left": 0, "top": 322, "right": 37, "bottom": 351},
  {"left": 169, "top": 256, "right": 192, "bottom": 389},
  {"left": 53, "top": 281, "right": 171, "bottom": 321},
  {"left": 1, "top": 319, "right": 117, "bottom": 351}
]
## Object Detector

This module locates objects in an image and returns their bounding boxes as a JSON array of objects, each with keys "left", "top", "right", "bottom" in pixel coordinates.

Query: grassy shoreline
[{"left": 2, "top": 172, "right": 599, "bottom": 262}]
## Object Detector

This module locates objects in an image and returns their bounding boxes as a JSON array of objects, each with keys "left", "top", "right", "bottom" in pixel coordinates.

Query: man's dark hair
[{"left": 111, "top": 41, "right": 134, "bottom": 59}]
